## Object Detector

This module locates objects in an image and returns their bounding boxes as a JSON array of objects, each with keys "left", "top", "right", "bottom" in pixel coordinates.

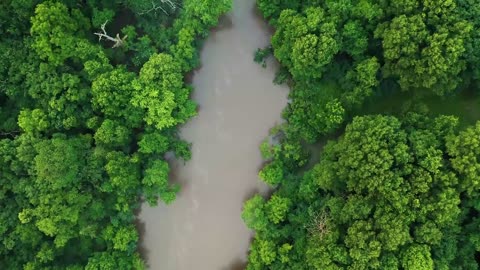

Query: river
[{"left": 137, "top": 0, "right": 288, "bottom": 269}]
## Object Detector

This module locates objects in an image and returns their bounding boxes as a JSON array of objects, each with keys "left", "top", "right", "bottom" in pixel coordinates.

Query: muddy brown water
[{"left": 137, "top": 0, "right": 288, "bottom": 269}]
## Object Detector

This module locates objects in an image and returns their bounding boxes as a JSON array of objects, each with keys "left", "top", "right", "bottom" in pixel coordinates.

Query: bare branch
[
  {"left": 161, "top": 0, "right": 178, "bottom": 9},
  {"left": 0, "top": 131, "right": 21, "bottom": 138},
  {"left": 138, "top": 0, "right": 179, "bottom": 15},
  {"left": 139, "top": 1, "right": 167, "bottom": 15},
  {"left": 305, "top": 210, "right": 331, "bottom": 239},
  {"left": 94, "top": 21, "right": 128, "bottom": 48}
]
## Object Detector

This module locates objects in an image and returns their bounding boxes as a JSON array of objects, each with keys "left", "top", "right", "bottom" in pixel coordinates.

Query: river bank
[{"left": 137, "top": 0, "right": 288, "bottom": 269}]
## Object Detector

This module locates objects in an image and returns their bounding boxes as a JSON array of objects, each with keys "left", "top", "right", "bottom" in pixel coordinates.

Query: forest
[
  {"left": 244, "top": 0, "right": 480, "bottom": 269},
  {"left": 3, "top": 0, "right": 480, "bottom": 269},
  {"left": 0, "top": 0, "right": 230, "bottom": 269}
]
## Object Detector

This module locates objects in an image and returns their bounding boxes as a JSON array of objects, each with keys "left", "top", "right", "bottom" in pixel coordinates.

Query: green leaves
[
  {"left": 15, "top": 135, "right": 101, "bottom": 260},
  {"left": 138, "top": 132, "right": 170, "bottom": 155},
  {"left": 272, "top": 8, "right": 340, "bottom": 81},
  {"left": 242, "top": 195, "right": 268, "bottom": 232},
  {"left": 1, "top": 0, "right": 231, "bottom": 268},
  {"left": 266, "top": 195, "right": 291, "bottom": 224},
  {"left": 85, "top": 251, "right": 144, "bottom": 270},
  {"left": 142, "top": 160, "right": 177, "bottom": 205},
  {"left": 182, "top": 0, "right": 232, "bottom": 28},
  {"left": 259, "top": 160, "right": 284, "bottom": 185},
  {"left": 18, "top": 109, "right": 49, "bottom": 134},
  {"left": 259, "top": 0, "right": 480, "bottom": 161},
  {"left": 258, "top": 240, "right": 277, "bottom": 265},
  {"left": 250, "top": 1, "right": 480, "bottom": 269},
  {"left": 401, "top": 245, "right": 434, "bottom": 270},
  {"left": 94, "top": 119, "right": 131, "bottom": 148},
  {"left": 30, "top": 1, "right": 79, "bottom": 66},
  {"left": 342, "top": 20, "right": 368, "bottom": 58},
  {"left": 345, "top": 220, "right": 382, "bottom": 267},
  {"left": 34, "top": 134, "right": 87, "bottom": 189},
  {"left": 291, "top": 35, "right": 324, "bottom": 79},
  {"left": 132, "top": 53, "right": 196, "bottom": 130},
  {"left": 343, "top": 57, "right": 380, "bottom": 107},
  {"left": 376, "top": 13, "right": 472, "bottom": 95},
  {"left": 246, "top": 115, "right": 480, "bottom": 269},
  {"left": 91, "top": 68, "right": 142, "bottom": 127},
  {"left": 111, "top": 225, "right": 139, "bottom": 252},
  {"left": 447, "top": 121, "right": 480, "bottom": 195}
]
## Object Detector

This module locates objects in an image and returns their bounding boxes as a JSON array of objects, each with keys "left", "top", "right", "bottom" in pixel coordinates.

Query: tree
[
  {"left": 284, "top": 83, "right": 345, "bottom": 142},
  {"left": 271, "top": 7, "right": 341, "bottom": 81},
  {"left": 401, "top": 245, "right": 434, "bottom": 270},
  {"left": 0, "top": 0, "right": 232, "bottom": 267},
  {"left": 342, "top": 57, "right": 380, "bottom": 108},
  {"left": 91, "top": 68, "right": 143, "bottom": 128},
  {"left": 94, "top": 119, "right": 131, "bottom": 148},
  {"left": 18, "top": 109, "right": 49, "bottom": 134},
  {"left": 242, "top": 195, "right": 268, "bottom": 232},
  {"left": 132, "top": 53, "right": 197, "bottom": 130},
  {"left": 142, "top": 159, "right": 178, "bottom": 205},
  {"left": 265, "top": 194, "right": 291, "bottom": 224},
  {"left": 138, "top": 131, "right": 170, "bottom": 155},
  {"left": 245, "top": 115, "right": 480, "bottom": 269},
  {"left": 30, "top": 1, "right": 83, "bottom": 66},
  {"left": 447, "top": 121, "right": 480, "bottom": 195},
  {"left": 259, "top": 160, "right": 285, "bottom": 185},
  {"left": 181, "top": 0, "right": 232, "bottom": 29},
  {"left": 376, "top": 14, "right": 472, "bottom": 95}
]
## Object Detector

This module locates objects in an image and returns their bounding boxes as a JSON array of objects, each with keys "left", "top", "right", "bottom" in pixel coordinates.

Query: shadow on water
[
  {"left": 203, "top": 14, "right": 234, "bottom": 45},
  {"left": 223, "top": 258, "right": 248, "bottom": 270},
  {"left": 242, "top": 187, "right": 260, "bottom": 203},
  {"left": 184, "top": 14, "right": 233, "bottom": 85},
  {"left": 164, "top": 152, "right": 191, "bottom": 196},
  {"left": 216, "top": 14, "right": 234, "bottom": 31},
  {"left": 256, "top": 159, "right": 269, "bottom": 174},
  {"left": 250, "top": 2, "right": 274, "bottom": 35},
  {"left": 135, "top": 216, "right": 150, "bottom": 266}
]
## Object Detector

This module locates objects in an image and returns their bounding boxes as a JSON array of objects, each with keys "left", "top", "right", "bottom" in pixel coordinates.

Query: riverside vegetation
[
  {"left": 243, "top": 0, "right": 480, "bottom": 269},
  {"left": 3, "top": 0, "right": 480, "bottom": 269},
  {"left": 0, "top": 0, "right": 230, "bottom": 268}
]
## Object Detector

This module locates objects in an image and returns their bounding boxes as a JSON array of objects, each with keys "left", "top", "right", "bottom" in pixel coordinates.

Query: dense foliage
[
  {"left": 256, "top": 0, "right": 480, "bottom": 144},
  {"left": 0, "top": 0, "right": 230, "bottom": 268},
  {"left": 245, "top": 0, "right": 480, "bottom": 269},
  {"left": 244, "top": 114, "right": 480, "bottom": 269}
]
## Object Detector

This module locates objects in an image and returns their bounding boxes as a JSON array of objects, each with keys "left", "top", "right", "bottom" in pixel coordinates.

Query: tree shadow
[
  {"left": 223, "top": 234, "right": 257, "bottom": 270},
  {"left": 257, "top": 159, "right": 270, "bottom": 172},
  {"left": 250, "top": 0, "right": 275, "bottom": 35},
  {"left": 242, "top": 187, "right": 260, "bottom": 203},
  {"left": 135, "top": 218, "right": 150, "bottom": 267},
  {"left": 165, "top": 155, "right": 191, "bottom": 196},
  {"left": 223, "top": 257, "right": 248, "bottom": 270},
  {"left": 216, "top": 13, "right": 234, "bottom": 31},
  {"left": 184, "top": 14, "right": 233, "bottom": 84}
]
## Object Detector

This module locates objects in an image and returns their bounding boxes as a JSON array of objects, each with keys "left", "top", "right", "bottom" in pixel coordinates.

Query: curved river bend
[{"left": 137, "top": 0, "right": 288, "bottom": 269}]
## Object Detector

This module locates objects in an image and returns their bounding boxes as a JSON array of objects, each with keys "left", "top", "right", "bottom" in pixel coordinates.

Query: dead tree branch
[
  {"left": 0, "top": 131, "right": 21, "bottom": 138},
  {"left": 161, "top": 0, "right": 178, "bottom": 9},
  {"left": 138, "top": 0, "right": 179, "bottom": 15},
  {"left": 94, "top": 21, "right": 127, "bottom": 48},
  {"left": 305, "top": 210, "right": 331, "bottom": 239}
]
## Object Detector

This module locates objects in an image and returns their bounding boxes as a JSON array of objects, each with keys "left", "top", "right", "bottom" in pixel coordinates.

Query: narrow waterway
[{"left": 137, "top": 0, "right": 288, "bottom": 269}]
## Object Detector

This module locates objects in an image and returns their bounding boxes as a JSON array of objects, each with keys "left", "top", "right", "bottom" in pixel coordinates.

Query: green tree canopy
[
  {"left": 244, "top": 114, "right": 480, "bottom": 269},
  {"left": 0, "top": 0, "right": 231, "bottom": 268}
]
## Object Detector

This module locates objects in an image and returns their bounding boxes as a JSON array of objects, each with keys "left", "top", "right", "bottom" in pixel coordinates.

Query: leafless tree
[
  {"left": 94, "top": 21, "right": 127, "bottom": 48},
  {"left": 306, "top": 210, "right": 331, "bottom": 239},
  {"left": 138, "top": 0, "right": 179, "bottom": 15},
  {"left": 0, "top": 131, "right": 20, "bottom": 139}
]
